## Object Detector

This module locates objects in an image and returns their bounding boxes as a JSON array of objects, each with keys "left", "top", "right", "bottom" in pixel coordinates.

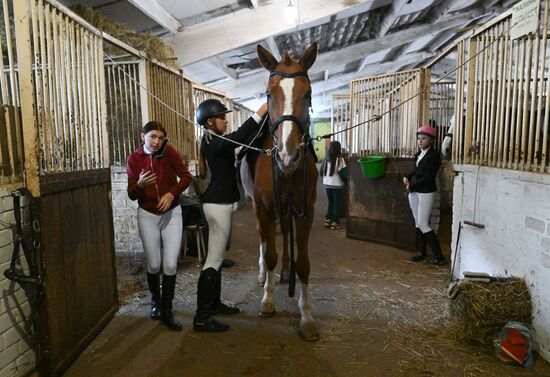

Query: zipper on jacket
[{"left": 150, "top": 155, "right": 160, "bottom": 202}]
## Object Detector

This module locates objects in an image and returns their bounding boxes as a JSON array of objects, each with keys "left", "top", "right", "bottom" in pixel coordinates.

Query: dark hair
[
  {"left": 320, "top": 141, "right": 342, "bottom": 177},
  {"left": 142, "top": 121, "right": 166, "bottom": 136}
]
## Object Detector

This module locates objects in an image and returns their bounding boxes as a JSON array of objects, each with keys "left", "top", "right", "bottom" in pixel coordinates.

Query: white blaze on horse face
[{"left": 278, "top": 78, "right": 297, "bottom": 166}]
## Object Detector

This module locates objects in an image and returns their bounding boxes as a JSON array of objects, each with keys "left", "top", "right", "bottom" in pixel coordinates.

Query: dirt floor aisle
[{"left": 65, "top": 188, "right": 550, "bottom": 377}]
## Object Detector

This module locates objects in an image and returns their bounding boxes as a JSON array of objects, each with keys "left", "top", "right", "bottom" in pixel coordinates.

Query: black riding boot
[
  {"left": 212, "top": 268, "right": 240, "bottom": 315},
  {"left": 147, "top": 272, "right": 161, "bottom": 320},
  {"left": 411, "top": 228, "right": 427, "bottom": 262},
  {"left": 160, "top": 274, "right": 183, "bottom": 331},
  {"left": 425, "top": 230, "right": 447, "bottom": 266},
  {"left": 193, "top": 268, "right": 229, "bottom": 332}
]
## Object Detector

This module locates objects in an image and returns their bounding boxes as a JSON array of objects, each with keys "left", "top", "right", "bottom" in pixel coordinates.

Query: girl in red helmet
[{"left": 402, "top": 124, "right": 446, "bottom": 266}]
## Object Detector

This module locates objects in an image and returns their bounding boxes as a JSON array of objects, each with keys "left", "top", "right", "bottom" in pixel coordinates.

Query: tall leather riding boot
[
  {"left": 212, "top": 268, "right": 240, "bottom": 315},
  {"left": 193, "top": 268, "right": 229, "bottom": 332},
  {"left": 160, "top": 274, "right": 183, "bottom": 331},
  {"left": 147, "top": 272, "right": 161, "bottom": 320},
  {"left": 424, "top": 230, "right": 447, "bottom": 266},
  {"left": 411, "top": 228, "right": 427, "bottom": 262}
]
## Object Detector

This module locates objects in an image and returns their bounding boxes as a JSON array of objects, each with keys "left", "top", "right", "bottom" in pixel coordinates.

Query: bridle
[
  {"left": 266, "top": 70, "right": 314, "bottom": 298},
  {"left": 266, "top": 70, "right": 312, "bottom": 138}
]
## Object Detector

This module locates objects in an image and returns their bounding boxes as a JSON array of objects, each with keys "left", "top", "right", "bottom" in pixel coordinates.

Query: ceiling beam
[
  {"left": 169, "top": 0, "right": 380, "bottom": 66},
  {"left": 264, "top": 36, "right": 282, "bottom": 61},
  {"left": 250, "top": 0, "right": 259, "bottom": 9},
  {"left": 208, "top": 57, "right": 238, "bottom": 80},
  {"left": 377, "top": 0, "right": 408, "bottom": 37},
  {"left": 211, "top": 10, "right": 477, "bottom": 97},
  {"left": 128, "top": 0, "right": 182, "bottom": 33}
]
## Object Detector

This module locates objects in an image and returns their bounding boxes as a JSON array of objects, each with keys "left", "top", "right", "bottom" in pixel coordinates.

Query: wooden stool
[{"left": 181, "top": 224, "right": 207, "bottom": 265}]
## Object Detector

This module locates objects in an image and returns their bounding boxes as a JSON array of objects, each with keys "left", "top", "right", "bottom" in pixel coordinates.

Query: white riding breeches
[
  {"left": 202, "top": 203, "right": 233, "bottom": 271},
  {"left": 137, "top": 206, "right": 182, "bottom": 276},
  {"left": 408, "top": 192, "right": 435, "bottom": 234}
]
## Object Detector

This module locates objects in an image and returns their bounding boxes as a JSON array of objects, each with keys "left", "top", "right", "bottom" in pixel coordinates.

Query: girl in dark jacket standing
[
  {"left": 127, "top": 121, "right": 192, "bottom": 331},
  {"left": 403, "top": 124, "right": 446, "bottom": 266},
  {"left": 193, "top": 99, "right": 268, "bottom": 332}
]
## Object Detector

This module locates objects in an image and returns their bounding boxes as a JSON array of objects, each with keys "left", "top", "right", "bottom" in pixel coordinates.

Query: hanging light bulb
[{"left": 284, "top": 0, "right": 298, "bottom": 24}]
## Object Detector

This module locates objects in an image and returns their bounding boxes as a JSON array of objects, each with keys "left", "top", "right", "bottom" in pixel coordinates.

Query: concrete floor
[{"left": 64, "top": 183, "right": 550, "bottom": 377}]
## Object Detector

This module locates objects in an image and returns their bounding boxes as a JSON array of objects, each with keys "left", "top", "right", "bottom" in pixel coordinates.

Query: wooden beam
[
  {"left": 211, "top": 11, "right": 477, "bottom": 97},
  {"left": 13, "top": 0, "right": 40, "bottom": 195},
  {"left": 264, "top": 36, "right": 281, "bottom": 61},
  {"left": 208, "top": 56, "right": 238, "bottom": 80},
  {"left": 170, "top": 0, "right": 379, "bottom": 66},
  {"left": 378, "top": 0, "right": 408, "bottom": 37},
  {"left": 128, "top": 0, "right": 182, "bottom": 33}
]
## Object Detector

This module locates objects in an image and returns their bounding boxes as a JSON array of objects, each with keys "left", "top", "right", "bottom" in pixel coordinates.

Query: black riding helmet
[{"left": 196, "top": 99, "right": 232, "bottom": 126}]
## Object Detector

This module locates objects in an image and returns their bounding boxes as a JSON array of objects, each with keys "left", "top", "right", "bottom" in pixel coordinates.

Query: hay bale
[
  {"left": 70, "top": 4, "right": 176, "bottom": 67},
  {"left": 450, "top": 278, "right": 532, "bottom": 346}
]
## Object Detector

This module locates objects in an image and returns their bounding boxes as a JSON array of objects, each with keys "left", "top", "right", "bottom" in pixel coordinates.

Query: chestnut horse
[{"left": 241, "top": 43, "right": 319, "bottom": 341}]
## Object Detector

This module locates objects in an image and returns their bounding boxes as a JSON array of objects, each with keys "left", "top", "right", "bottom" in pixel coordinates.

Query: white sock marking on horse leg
[
  {"left": 261, "top": 270, "right": 275, "bottom": 313},
  {"left": 299, "top": 281, "right": 314, "bottom": 324},
  {"left": 258, "top": 242, "right": 266, "bottom": 285}
]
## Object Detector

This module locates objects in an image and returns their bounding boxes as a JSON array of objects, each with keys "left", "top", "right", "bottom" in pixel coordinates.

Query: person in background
[
  {"left": 320, "top": 140, "right": 347, "bottom": 230},
  {"left": 127, "top": 121, "right": 193, "bottom": 331},
  {"left": 403, "top": 124, "right": 446, "bottom": 266},
  {"left": 193, "top": 99, "right": 268, "bottom": 332}
]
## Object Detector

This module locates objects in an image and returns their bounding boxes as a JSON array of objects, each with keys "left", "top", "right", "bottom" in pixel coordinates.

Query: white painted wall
[
  {"left": 0, "top": 186, "right": 36, "bottom": 377},
  {"left": 451, "top": 165, "right": 550, "bottom": 362}
]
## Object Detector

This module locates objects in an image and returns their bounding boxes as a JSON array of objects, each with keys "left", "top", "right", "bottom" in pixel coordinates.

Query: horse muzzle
[{"left": 276, "top": 147, "right": 301, "bottom": 173}]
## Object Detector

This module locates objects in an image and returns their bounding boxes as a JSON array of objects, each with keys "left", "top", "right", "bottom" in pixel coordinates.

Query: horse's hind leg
[{"left": 295, "top": 218, "right": 319, "bottom": 342}]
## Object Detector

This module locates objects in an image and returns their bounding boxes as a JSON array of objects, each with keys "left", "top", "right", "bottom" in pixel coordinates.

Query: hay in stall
[
  {"left": 70, "top": 4, "right": 176, "bottom": 67},
  {"left": 450, "top": 278, "right": 532, "bottom": 347}
]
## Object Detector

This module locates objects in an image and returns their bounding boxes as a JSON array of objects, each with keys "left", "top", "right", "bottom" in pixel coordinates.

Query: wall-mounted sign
[{"left": 511, "top": 0, "right": 540, "bottom": 40}]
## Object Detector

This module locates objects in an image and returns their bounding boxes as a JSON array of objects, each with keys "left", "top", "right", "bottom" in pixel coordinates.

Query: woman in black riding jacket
[
  {"left": 403, "top": 124, "right": 446, "bottom": 266},
  {"left": 193, "top": 99, "right": 268, "bottom": 332}
]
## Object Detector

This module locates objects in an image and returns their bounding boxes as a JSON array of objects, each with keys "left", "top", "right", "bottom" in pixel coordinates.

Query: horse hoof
[
  {"left": 299, "top": 322, "right": 319, "bottom": 342},
  {"left": 259, "top": 303, "right": 276, "bottom": 318},
  {"left": 259, "top": 309, "right": 276, "bottom": 318},
  {"left": 280, "top": 270, "right": 290, "bottom": 283}
]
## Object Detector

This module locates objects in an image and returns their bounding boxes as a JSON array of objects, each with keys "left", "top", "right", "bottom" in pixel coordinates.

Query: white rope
[{"left": 103, "top": 53, "right": 271, "bottom": 154}]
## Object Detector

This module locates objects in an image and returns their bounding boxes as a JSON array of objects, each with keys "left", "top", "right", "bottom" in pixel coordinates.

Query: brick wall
[
  {"left": 0, "top": 186, "right": 36, "bottom": 377},
  {"left": 451, "top": 165, "right": 550, "bottom": 362},
  {"left": 111, "top": 167, "right": 142, "bottom": 255}
]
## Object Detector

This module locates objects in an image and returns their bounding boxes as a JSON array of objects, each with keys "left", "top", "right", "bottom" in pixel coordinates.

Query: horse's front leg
[
  {"left": 295, "top": 216, "right": 319, "bottom": 342},
  {"left": 280, "top": 218, "right": 290, "bottom": 283},
  {"left": 257, "top": 208, "right": 278, "bottom": 318}
]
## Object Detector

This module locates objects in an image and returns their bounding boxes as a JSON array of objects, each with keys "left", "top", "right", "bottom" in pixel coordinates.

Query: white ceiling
[{"left": 62, "top": 0, "right": 521, "bottom": 116}]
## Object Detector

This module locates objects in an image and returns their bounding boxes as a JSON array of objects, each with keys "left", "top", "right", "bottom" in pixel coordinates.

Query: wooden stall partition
[
  {"left": 14, "top": 1, "right": 118, "bottom": 376},
  {"left": 347, "top": 156, "right": 416, "bottom": 250},
  {"left": 146, "top": 61, "right": 196, "bottom": 160},
  {"left": 0, "top": 0, "right": 24, "bottom": 185},
  {"left": 346, "top": 69, "right": 429, "bottom": 250},
  {"left": 453, "top": 3, "right": 550, "bottom": 173},
  {"left": 330, "top": 94, "right": 350, "bottom": 153}
]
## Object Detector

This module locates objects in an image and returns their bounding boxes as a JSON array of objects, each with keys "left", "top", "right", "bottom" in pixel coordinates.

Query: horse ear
[
  {"left": 257, "top": 44, "right": 279, "bottom": 72},
  {"left": 299, "top": 42, "right": 318, "bottom": 71}
]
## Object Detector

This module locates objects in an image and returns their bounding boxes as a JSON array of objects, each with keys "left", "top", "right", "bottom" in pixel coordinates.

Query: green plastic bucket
[{"left": 357, "top": 156, "right": 387, "bottom": 179}]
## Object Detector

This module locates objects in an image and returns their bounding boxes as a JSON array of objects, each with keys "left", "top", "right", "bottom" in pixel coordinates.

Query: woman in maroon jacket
[{"left": 127, "top": 121, "right": 192, "bottom": 331}]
